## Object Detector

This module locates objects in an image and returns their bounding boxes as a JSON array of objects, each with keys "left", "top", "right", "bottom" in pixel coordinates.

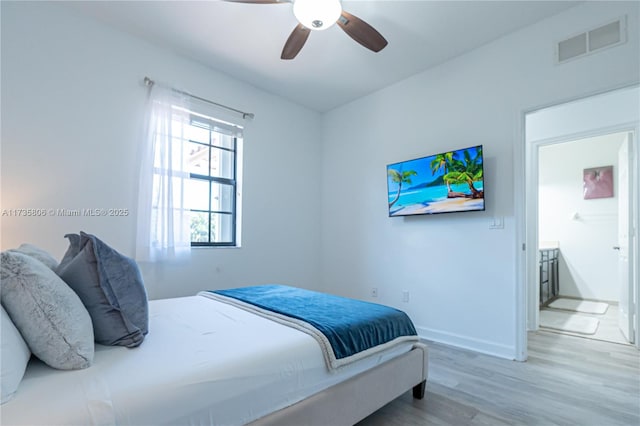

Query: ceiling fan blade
[
  {"left": 222, "top": 0, "right": 290, "bottom": 3},
  {"left": 337, "top": 11, "right": 388, "bottom": 53},
  {"left": 281, "top": 24, "right": 311, "bottom": 60}
]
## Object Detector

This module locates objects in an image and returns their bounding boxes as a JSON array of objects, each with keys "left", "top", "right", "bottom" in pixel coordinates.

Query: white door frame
[
  {"left": 618, "top": 133, "right": 634, "bottom": 342},
  {"left": 516, "top": 85, "right": 640, "bottom": 361}
]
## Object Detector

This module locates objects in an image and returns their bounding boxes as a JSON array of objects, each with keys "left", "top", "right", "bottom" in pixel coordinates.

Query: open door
[{"left": 617, "top": 132, "right": 634, "bottom": 343}]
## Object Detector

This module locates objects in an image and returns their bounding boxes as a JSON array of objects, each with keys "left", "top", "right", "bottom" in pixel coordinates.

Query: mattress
[{"left": 1, "top": 294, "right": 413, "bottom": 426}]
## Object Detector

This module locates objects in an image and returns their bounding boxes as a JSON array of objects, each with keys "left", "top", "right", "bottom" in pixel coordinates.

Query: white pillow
[
  {"left": 1, "top": 305, "right": 31, "bottom": 404},
  {"left": 0, "top": 251, "right": 94, "bottom": 370},
  {"left": 10, "top": 243, "right": 59, "bottom": 270}
]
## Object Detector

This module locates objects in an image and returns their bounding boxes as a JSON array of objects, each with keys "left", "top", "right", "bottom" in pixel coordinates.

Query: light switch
[{"left": 489, "top": 216, "right": 504, "bottom": 229}]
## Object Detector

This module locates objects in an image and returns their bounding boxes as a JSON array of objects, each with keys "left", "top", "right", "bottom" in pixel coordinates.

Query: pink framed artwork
[{"left": 583, "top": 165, "right": 613, "bottom": 200}]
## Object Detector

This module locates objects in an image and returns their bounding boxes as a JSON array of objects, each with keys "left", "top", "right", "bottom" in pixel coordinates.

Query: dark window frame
[{"left": 188, "top": 115, "right": 239, "bottom": 247}]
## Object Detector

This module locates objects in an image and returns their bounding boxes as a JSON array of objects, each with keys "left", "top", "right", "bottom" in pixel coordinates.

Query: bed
[
  {"left": 2, "top": 290, "right": 428, "bottom": 426},
  {"left": 1, "top": 239, "right": 427, "bottom": 426}
]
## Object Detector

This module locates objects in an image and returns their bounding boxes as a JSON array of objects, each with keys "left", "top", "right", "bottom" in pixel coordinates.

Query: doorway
[
  {"left": 519, "top": 85, "right": 640, "bottom": 359},
  {"left": 537, "top": 132, "right": 632, "bottom": 345}
]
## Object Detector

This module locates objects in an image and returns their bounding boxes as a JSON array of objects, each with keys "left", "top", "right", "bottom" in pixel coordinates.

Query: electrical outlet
[
  {"left": 402, "top": 290, "right": 410, "bottom": 303},
  {"left": 371, "top": 287, "right": 378, "bottom": 298}
]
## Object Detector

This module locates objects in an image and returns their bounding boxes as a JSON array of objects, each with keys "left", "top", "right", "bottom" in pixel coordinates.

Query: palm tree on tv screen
[
  {"left": 443, "top": 147, "right": 483, "bottom": 198},
  {"left": 430, "top": 152, "right": 454, "bottom": 193},
  {"left": 387, "top": 169, "right": 417, "bottom": 208}
]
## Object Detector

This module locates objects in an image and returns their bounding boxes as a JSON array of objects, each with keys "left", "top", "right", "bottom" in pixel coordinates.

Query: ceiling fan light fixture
[{"left": 293, "top": 0, "right": 342, "bottom": 31}]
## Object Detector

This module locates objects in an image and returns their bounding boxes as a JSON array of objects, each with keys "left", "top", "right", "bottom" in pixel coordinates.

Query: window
[
  {"left": 137, "top": 84, "right": 246, "bottom": 262},
  {"left": 184, "top": 111, "right": 242, "bottom": 247}
]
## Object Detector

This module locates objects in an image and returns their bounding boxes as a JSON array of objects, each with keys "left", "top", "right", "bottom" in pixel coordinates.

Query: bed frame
[{"left": 250, "top": 342, "right": 428, "bottom": 426}]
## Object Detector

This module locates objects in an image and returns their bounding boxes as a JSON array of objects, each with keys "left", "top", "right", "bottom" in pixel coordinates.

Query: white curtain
[{"left": 136, "top": 85, "right": 191, "bottom": 262}]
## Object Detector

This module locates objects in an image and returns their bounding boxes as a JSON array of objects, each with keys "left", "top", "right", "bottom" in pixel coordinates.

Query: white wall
[
  {"left": 0, "top": 2, "right": 323, "bottom": 299},
  {"left": 320, "top": 1, "right": 639, "bottom": 359},
  {"left": 526, "top": 86, "right": 640, "bottom": 142},
  {"left": 539, "top": 133, "right": 625, "bottom": 301}
]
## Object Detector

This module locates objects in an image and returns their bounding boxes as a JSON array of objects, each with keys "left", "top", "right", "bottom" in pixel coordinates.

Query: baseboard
[{"left": 416, "top": 326, "right": 517, "bottom": 360}]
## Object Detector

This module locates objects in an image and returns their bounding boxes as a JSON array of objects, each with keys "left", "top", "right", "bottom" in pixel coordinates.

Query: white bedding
[{"left": 1, "top": 294, "right": 413, "bottom": 426}]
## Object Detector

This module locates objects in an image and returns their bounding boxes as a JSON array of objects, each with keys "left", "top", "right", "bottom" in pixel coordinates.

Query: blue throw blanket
[{"left": 202, "top": 285, "right": 418, "bottom": 369}]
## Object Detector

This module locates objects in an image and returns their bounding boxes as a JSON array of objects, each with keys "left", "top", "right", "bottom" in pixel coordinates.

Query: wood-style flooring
[{"left": 357, "top": 331, "right": 639, "bottom": 425}]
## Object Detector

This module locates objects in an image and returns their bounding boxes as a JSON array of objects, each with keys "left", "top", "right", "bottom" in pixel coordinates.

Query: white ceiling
[{"left": 64, "top": 0, "right": 582, "bottom": 112}]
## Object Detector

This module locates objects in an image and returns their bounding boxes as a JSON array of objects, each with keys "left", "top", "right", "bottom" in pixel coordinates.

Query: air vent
[{"left": 557, "top": 17, "right": 626, "bottom": 63}]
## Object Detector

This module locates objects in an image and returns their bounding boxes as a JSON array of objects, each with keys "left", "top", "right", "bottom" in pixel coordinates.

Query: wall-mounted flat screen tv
[{"left": 387, "top": 145, "right": 485, "bottom": 217}]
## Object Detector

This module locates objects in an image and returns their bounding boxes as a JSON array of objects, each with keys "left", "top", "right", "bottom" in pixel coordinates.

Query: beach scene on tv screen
[{"left": 387, "top": 145, "right": 484, "bottom": 216}]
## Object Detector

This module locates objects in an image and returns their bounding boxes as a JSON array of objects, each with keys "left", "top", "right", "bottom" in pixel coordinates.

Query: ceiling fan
[{"left": 223, "top": 0, "right": 388, "bottom": 60}]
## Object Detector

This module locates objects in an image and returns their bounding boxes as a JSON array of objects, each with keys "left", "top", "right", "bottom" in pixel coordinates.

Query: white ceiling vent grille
[{"left": 556, "top": 17, "right": 627, "bottom": 64}]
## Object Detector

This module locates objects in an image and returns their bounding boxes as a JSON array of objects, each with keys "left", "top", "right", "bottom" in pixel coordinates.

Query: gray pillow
[
  {"left": 10, "top": 243, "right": 59, "bottom": 270},
  {"left": 1, "top": 305, "right": 31, "bottom": 404},
  {"left": 0, "top": 251, "right": 94, "bottom": 370},
  {"left": 56, "top": 232, "right": 148, "bottom": 348}
]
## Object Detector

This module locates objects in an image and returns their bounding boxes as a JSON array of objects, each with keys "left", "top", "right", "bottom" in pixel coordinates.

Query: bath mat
[
  {"left": 548, "top": 298, "right": 608, "bottom": 314},
  {"left": 539, "top": 310, "right": 599, "bottom": 335}
]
